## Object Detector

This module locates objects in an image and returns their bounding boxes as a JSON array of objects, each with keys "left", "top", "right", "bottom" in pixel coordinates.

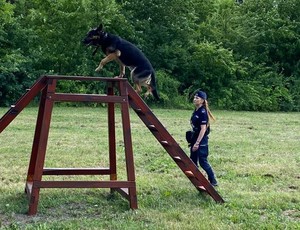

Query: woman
[{"left": 190, "top": 90, "right": 218, "bottom": 186}]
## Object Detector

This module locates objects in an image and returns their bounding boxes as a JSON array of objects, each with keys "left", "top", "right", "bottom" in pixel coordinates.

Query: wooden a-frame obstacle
[{"left": 0, "top": 75, "right": 224, "bottom": 215}]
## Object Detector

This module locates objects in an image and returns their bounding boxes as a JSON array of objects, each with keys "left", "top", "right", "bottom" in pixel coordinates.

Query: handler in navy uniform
[{"left": 190, "top": 90, "right": 218, "bottom": 186}]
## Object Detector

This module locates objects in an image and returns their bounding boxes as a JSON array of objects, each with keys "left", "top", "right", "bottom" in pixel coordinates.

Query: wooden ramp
[
  {"left": 0, "top": 75, "right": 224, "bottom": 215},
  {"left": 125, "top": 81, "right": 224, "bottom": 203}
]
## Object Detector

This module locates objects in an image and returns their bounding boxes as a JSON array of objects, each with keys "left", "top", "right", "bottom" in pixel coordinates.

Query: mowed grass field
[{"left": 0, "top": 106, "right": 299, "bottom": 229}]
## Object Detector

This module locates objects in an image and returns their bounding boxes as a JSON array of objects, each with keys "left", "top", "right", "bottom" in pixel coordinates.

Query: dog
[{"left": 82, "top": 24, "right": 159, "bottom": 100}]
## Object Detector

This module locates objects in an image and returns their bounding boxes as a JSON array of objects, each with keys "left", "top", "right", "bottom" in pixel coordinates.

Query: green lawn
[{"left": 0, "top": 106, "right": 299, "bottom": 229}]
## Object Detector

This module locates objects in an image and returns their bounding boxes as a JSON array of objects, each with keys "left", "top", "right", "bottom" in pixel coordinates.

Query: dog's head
[{"left": 82, "top": 24, "right": 107, "bottom": 47}]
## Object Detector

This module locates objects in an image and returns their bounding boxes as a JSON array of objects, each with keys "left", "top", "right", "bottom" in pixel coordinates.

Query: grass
[{"left": 0, "top": 106, "right": 299, "bottom": 229}]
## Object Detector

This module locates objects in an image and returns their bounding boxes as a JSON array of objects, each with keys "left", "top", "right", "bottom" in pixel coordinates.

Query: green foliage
[
  {"left": 184, "top": 42, "right": 237, "bottom": 97},
  {"left": 149, "top": 70, "right": 188, "bottom": 109},
  {"left": 0, "top": 0, "right": 33, "bottom": 106},
  {"left": 217, "top": 60, "right": 295, "bottom": 111},
  {"left": 0, "top": 0, "right": 299, "bottom": 111},
  {"left": 0, "top": 0, "right": 14, "bottom": 27},
  {"left": 200, "top": 0, "right": 300, "bottom": 111}
]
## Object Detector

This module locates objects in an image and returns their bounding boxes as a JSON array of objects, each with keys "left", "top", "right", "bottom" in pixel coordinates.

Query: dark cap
[{"left": 195, "top": 91, "right": 207, "bottom": 100}]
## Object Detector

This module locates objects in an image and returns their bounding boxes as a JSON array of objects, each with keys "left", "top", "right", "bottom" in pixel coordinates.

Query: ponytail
[{"left": 203, "top": 100, "right": 215, "bottom": 125}]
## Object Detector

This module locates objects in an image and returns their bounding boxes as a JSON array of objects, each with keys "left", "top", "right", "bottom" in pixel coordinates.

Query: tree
[
  {"left": 1, "top": 0, "right": 299, "bottom": 110},
  {"left": 198, "top": 0, "right": 299, "bottom": 110},
  {"left": 0, "top": 0, "right": 32, "bottom": 106}
]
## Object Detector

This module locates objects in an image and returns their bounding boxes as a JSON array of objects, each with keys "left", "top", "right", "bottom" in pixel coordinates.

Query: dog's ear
[{"left": 98, "top": 24, "right": 103, "bottom": 31}]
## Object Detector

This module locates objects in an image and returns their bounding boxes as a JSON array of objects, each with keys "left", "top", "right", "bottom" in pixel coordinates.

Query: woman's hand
[
  {"left": 192, "top": 124, "right": 206, "bottom": 152},
  {"left": 192, "top": 143, "right": 199, "bottom": 152}
]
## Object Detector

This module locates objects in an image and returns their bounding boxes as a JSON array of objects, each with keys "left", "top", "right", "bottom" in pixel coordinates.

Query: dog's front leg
[
  {"left": 115, "top": 58, "right": 125, "bottom": 78},
  {"left": 95, "top": 55, "right": 112, "bottom": 72},
  {"left": 95, "top": 59, "right": 105, "bottom": 72},
  {"left": 95, "top": 50, "right": 121, "bottom": 72}
]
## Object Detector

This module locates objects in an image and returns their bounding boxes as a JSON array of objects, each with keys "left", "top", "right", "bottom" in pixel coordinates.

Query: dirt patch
[
  {"left": 282, "top": 209, "right": 300, "bottom": 221},
  {"left": 0, "top": 213, "right": 42, "bottom": 228}
]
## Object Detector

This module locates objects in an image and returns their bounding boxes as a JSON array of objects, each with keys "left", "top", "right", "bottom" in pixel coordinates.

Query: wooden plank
[
  {"left": 43, "top": 168, "right": 111, "bottom": 175},
  {"left": 119, "top": 80, "right": 138, "bottom": 209},
  {"left": 28, "top": 79, "right": 57, "bottom": 215},
  {"left": 50, "top": 93, "right": 127, "bottom": 103},
  {"left": 107, "top": 84, "right": 117, "bottom": 181},
  {"left": 46, "top": 75, "right": 127, "bottom": 82},
  {"left": 34, "top": 181, "right": 136, "bottom": 189}
]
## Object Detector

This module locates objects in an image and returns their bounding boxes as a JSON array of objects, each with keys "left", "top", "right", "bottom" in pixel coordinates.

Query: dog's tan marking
[
  {"left": 95, "top": 50, "right": 122, "bottom": 72},
  {"left": 131, "top": 72, "right": 152, "bottom": 97},
  {"left": 115, "top": 58, "right": 125, "bottom": 77}
]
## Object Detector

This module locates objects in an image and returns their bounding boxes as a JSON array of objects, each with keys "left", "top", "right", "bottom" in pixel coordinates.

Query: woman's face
[{"left": 193, "top": 95, "right": 204, "bottom": 106}]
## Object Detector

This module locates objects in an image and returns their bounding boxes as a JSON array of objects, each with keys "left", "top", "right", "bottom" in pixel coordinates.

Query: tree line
[{"left": 1, "top": 0, "right": 299, "bottom": 111}]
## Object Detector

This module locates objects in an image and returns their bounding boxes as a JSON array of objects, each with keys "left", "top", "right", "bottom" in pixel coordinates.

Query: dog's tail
[{"left": 150, "top": 72, "right": 160, "bottom": 100}]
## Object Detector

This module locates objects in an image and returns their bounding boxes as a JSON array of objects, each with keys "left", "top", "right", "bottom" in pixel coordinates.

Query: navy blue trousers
[{"left": 190, "top": 145, "right": 217, "bottom": 184}]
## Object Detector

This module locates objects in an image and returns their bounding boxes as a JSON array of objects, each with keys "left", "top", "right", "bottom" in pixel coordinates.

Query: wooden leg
[
  {"left": 107, "top": 83, "right": 117, "bottom": 193},
  {"left": 27, "top": 79, "right": 56, "bottom": 215},
  {"left": 119, "top": 81, "right": 138, "bottom": 209}
]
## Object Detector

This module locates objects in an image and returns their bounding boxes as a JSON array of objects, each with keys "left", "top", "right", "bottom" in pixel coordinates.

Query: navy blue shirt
[{"left": 190, "top": 106, "right": 209, "bottom": 146}]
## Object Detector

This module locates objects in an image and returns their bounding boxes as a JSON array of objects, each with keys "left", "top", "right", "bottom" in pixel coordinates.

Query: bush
[{"left": 146, "top": 70, "right": 189, "bottom": 109}]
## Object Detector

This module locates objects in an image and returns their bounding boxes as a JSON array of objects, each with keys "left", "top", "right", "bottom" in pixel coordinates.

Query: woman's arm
[{"left": 192, "top": 124, "right": 207, "bottom": 152}]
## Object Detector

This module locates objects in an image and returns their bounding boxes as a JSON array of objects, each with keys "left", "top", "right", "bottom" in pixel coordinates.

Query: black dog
[{"left": 83, "top": 24, "right": 159, "bottom": 100}]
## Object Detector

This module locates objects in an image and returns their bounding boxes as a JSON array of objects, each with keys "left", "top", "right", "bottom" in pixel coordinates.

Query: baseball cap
[{"left": 195, "top": 91, "right": 207, "bottom": 100}]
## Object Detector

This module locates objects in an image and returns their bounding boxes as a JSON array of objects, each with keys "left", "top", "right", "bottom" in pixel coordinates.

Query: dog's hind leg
[
  {"left": 135, "top": 83, "right": 142, "bottom": 94},
  {"left": 144, "top": 86, "right": 153, "bottom": 98},
  {"left": 131, "top": 68, "right": 142, "bottom": 94}
]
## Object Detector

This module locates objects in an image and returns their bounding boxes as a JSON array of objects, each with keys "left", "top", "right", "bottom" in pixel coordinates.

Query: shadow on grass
[{"left": 0, "top": 189, "right": 132, "bottom": 228}]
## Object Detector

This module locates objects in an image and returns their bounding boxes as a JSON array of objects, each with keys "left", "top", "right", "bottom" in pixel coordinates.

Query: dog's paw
[
  {"left": 95, "top": 66, "right": 102, "bottom": 72},
  {"left": 114, "top": 73, "right": 124, "bottom": 78}
]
